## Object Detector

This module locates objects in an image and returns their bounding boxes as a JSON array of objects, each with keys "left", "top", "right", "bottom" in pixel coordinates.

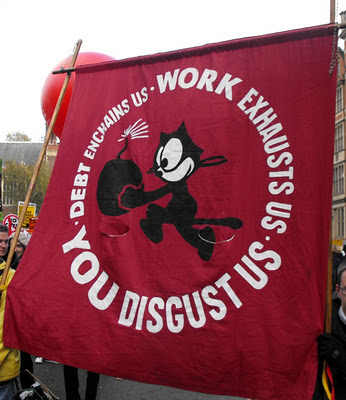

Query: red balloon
[{"left": 41, "top": 52, "right": 115, "bottom": 138}]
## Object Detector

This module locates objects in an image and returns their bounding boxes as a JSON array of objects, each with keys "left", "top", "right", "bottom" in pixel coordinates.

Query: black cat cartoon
[{"left": 107, "top": 122, "right": 243, "bottom": 261}]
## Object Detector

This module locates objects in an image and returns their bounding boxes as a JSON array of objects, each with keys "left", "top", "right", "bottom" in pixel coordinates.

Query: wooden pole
[
  {"left": 330, "top": 0, "right": 335, "bottom": 23},
  {"left": 322, "top": 4, "right": 336, "bottom": 400},
  {"left": 25, "top": 370, "right": 59, "bottom": 400},
  {"left": 321, "top": 4, "right": 336, "bottom": 400},
  {"left": 325, "top": 222, "right": 333, "bottom": 334},
  {"left": 325, "top": 0, "right": 336, "bottom": 335},
  {"left": 0, "top": 39, "right": 82, "bottom": 288}
]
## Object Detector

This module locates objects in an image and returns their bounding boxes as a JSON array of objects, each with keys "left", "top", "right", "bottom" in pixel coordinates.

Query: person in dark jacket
[
  {"left": 317, "top": 260, "right": 346, "bottom": 400},
  {"left": 332, "top": 246, "right": 344, "bottom": 300}
]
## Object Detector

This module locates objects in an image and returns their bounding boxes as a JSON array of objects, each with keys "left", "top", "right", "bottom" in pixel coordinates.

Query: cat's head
[{"left": 148, "top": 122, "right": 204, "bottom": 182}]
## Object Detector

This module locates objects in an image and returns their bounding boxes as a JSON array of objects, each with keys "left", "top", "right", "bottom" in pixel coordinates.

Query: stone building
[{"left": 0, "top": 134, "right": 58, "bottom": 216}]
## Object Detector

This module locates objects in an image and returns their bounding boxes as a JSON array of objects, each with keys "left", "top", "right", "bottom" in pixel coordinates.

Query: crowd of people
[{"left": 0, "top": 224, "right": 100, "bottom": 400}]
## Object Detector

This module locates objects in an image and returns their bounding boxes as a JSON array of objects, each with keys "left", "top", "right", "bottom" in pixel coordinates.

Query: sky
[{"left": 0, "top": 0, "right": 345, "bottom": 142}]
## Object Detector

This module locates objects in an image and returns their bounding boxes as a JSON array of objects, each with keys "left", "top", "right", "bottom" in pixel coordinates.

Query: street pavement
[{"left": 27, "top": 359, "right": 247, "bottom": 400}]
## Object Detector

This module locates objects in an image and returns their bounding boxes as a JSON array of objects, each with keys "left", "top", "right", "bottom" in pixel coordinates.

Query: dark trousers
[
  {"left": 63, "top": 365, "right": 100, "bottom": 400},
  {"left": 19, "top": 351, "right": 35, "bottom": 389}
]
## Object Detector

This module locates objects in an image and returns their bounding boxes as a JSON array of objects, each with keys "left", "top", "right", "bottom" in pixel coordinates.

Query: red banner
[{"left": 4, "top": 25, "right": 336, "bottom": 399}]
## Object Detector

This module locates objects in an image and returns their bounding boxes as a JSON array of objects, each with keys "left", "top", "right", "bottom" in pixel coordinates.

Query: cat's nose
[{"left": 155, "top": 168, "right": 163, "bottom": 178}]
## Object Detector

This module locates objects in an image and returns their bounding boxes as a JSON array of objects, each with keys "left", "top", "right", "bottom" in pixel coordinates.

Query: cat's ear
[
  {"left": 200, "top": 155, "right": 228, "bottom": 167},
  {"left": 178, "top": 121, "right": 187, "bottom": 132},
  {"left": 159, "top": 131, "right": 168, "bottom": 143}
]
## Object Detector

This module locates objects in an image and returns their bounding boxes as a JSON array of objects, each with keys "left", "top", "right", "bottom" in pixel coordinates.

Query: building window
[
  {"left": 337, "top": 207, "right": 345, "bottom": 237},
  {"left": 334, "top": 164, "right": 345, "bottom": 196},
  {"left": 335, "top": 124, "right": 344, "bottom": 153},
  {"left": 3, "top": 181, "right": 13, "bottom": 206},
  {"left": 337, "top": 86, "right": 343, "bottom": 113}
]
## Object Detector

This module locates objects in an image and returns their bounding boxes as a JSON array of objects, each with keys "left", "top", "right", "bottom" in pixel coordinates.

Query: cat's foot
[
  {"left": 198, "top": 226, "right": 215, "bottom": 261},
  {"left": 140, "top": 219, "right": 163, "bottom": 243}
]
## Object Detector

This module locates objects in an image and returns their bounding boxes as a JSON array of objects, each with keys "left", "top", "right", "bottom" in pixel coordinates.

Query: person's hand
[{"left": 317, "top": 333, "right": 344, "bottom": 369}]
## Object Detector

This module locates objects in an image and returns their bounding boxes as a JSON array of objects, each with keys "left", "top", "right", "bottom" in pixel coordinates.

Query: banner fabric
[{"left": 4, "top": 24, "right": 337, "bottom": 400}]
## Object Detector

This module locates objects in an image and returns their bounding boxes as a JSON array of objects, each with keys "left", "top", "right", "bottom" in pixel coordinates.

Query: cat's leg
[
  {"left": 175, "top": 224, "right": 215, "bottom": 261},
  {"left": 140, "top": 203, "right": 165, "bottom": 243}
]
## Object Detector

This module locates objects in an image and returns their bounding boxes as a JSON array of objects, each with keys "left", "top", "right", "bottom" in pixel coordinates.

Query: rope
[{"left": 329, "top": 0, "right": 339, "bottom": 76}]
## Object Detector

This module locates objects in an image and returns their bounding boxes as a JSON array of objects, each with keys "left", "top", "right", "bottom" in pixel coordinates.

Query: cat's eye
[{"left": 159, "top": 139, "right": 183, "bottom": 171}]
